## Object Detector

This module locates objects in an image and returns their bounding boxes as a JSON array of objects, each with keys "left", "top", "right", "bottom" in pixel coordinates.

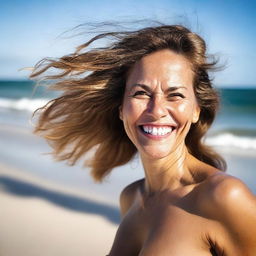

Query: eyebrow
[{"left": 131, "top": 83, "right": 188, "bottom": 93}]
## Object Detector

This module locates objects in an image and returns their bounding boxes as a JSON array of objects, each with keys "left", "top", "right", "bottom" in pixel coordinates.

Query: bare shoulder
[
  {"left": 202, "top": 172, "right": 256, "bottom": 208},
  {"left": 119, "top": 179, "right": 144, "bottom": 217},
  {"left": 200, "top": 172, "right": 256, "bottom": 253}
]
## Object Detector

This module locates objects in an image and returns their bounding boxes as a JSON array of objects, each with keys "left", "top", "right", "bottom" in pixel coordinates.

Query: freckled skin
[{"left": 108, "top": 50, "right": 256, "bottom": 256}]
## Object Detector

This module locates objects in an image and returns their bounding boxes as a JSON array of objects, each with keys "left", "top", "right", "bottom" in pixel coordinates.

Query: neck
[{"left": 141, "top": 144, "right": 196, "bottom": 195}]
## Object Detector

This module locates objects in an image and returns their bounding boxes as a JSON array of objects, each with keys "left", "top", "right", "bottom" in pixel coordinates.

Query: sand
[{"left": 0, "top": 164, "right": 118, "bottom": 256}]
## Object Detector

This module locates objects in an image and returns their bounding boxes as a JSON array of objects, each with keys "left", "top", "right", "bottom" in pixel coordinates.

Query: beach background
[{"left": 1, "top": 0, "right": 256, "bottom": 255}]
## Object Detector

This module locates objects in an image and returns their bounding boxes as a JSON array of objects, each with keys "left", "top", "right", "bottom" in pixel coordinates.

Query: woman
[{"left": 31, "top": 25, "right": 256, "bottom": 255}]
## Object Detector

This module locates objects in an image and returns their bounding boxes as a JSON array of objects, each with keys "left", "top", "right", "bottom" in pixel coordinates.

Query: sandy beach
[
  {"left": 0, "top": 116, "right": 255, "bottom": 256},
  {"left": 0, "top": 162, "right": 119, "bottom": 256},
  {"left": 0, "top": 122, "right": 119, "bottom": 256}
]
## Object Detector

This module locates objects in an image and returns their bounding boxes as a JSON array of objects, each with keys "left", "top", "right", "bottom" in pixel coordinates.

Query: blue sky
[{"left": 1, "top": 0, "right": 255, "bottom": 87}]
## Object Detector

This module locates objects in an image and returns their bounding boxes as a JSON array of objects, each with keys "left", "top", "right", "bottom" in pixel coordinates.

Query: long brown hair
[{"left": 30, "top": 24, "right": 226, "bottom": 182}]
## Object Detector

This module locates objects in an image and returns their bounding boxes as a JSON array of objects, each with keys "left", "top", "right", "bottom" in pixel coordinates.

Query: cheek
[
  {"left": 121, "top": 101, "right": 144, "bottom": 144},
  {"left": 122, "top": 99, "right": 146, "bottom": 122},
  {"left": 174, "top": 101, "right": 197, "bottom": 123},
  {"left": 176, "top": 102, "right": 187, "bottom": 113}
]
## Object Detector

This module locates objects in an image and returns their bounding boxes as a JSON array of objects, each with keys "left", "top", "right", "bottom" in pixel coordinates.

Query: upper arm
[
  {"left": 119, "top": 179, "right": 142, "bottom": 218},
  {"left": 209, "top": 174, "right": 256, "bottom": 254}
]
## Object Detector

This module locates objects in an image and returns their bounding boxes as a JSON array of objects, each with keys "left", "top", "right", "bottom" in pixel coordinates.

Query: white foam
[
  {"left": 0, "top": 97, "right": 50, "bottom": 112},
  {"left": 206, "top": 133, "right": 256, "bottom": 150}
]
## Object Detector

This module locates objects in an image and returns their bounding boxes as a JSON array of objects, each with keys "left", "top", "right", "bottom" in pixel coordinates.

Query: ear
[
  {"left": 119, "top": 105, "right": 123, "bottom": 120},
  {"left": 192, "top": 105, "right": 200, "bottom": 124}
]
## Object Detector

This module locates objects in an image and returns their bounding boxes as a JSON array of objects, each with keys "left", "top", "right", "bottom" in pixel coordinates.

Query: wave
[
  {"left": 206, "top": 133, "right": 256, "bottom": 150},
  {"left": 0, "top": 97, "right": 50, "bottom": 112}
]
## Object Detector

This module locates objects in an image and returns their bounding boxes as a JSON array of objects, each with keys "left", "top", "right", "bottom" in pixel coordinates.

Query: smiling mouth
[{"left": 139, "top": 125, "right": 175, "bottom": 136}]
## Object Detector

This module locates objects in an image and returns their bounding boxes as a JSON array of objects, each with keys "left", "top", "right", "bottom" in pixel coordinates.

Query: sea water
[{"left": 209, "top": 88, "right": 256, "bottom": 151}]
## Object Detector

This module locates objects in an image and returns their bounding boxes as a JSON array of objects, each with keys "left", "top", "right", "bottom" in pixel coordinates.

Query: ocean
[{"left": 0, "top": 80, "right": 255, "bottom": 152}]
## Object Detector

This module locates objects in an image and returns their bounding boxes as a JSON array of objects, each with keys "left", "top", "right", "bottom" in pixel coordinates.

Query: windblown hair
[{"left": 30, "top": 24, "right": 226, "bottom": 182}]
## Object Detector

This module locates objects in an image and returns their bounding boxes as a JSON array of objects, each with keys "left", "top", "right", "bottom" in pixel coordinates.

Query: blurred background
[{"left": 0, "top": 0, "right": 255, "bottom": 255}]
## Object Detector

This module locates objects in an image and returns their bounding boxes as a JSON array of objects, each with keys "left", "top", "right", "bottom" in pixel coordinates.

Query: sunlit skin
[
  {"left": 120, "top": 49, "right": 200, "bottom": 193},
  {"left": 108, "top": 50, "right": 256, "bottom": 256}
]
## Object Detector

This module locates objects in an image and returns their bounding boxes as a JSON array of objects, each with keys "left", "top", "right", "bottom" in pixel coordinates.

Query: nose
[{"left": 147, "top": 94, "right": 168, "bottom": 119}]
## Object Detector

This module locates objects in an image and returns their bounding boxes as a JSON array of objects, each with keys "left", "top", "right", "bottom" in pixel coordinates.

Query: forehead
[{"left": 126, "top": 49, "right": 194, "bottom": 89}]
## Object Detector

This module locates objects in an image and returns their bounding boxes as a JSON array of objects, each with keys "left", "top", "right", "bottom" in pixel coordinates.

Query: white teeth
[
  {"left": 152, "top": 127, "right": 157, "bottom": 135},
  {"left": 142, "top": 126, "right": 173, "bottom": 136}
]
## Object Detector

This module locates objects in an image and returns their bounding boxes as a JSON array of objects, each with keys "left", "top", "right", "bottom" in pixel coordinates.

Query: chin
[{"left": 139, "top": 145, "right": 174, "bottom": 159}]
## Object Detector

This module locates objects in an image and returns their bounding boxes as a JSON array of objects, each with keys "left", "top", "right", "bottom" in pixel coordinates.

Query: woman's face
[{"left": 120, "top": 49, "right": 200, "bottom": 159}]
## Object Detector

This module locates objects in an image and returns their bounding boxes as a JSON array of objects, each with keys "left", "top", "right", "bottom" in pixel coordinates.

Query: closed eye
[
  {"left": 167, "top": 93, "right": 185, "bottom": 100},
  {"left": 131, "top": 90, "right": 150, "bottom": 98}
]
